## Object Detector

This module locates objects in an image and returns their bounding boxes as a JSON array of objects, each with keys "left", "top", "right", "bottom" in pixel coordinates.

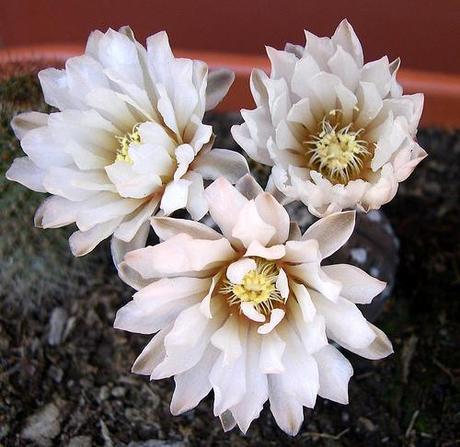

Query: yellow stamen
[
  {"left": 115, "top": 124, "right": 141, "bottom": 163},
  {"left": 305, "top": 115, "right": 370, "bottom": 184},
  {"left": 221, "top": 258, "right": 284, "bottom": 314}
]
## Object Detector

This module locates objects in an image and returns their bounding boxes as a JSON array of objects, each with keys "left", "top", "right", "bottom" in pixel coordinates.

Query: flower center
[
  {"left": 305, "top": 115, "right": 370, "bottom": 184},
  {"left": 115, "top": 124, "right": 142, "bottom": 163},
  {"left": 221, "top": 259, "right": 284, "bottom": 314}
]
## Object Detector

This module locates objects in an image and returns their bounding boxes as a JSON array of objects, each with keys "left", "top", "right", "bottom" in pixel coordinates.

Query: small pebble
[{"left": 48, "top": 307, "right": 67, "bottom": 346}]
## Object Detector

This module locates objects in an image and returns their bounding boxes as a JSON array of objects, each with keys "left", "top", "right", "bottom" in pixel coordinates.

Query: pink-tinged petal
[
  {"left": 244, "top": 240, "right": 285, "bottom": 260},
  {"left": 287, "top": 263, "right": 341, "bottom": 302},
  {"left": 254, "top": 193, "right": 290, "bottom": 245},
  {"left": 268, "top": 324, "right": 319, "bottom": 435},
  {"left": 211, "top": 315, "right": 243, "bottom": 365},
  {"left": 302, "top": 211, "right": 356, "bottom": 258},
  {"left": 241, "top": 302, "right": 266, "bottom": 323},
  {"left": 235, "top": 174, "right": 264, "bottom": 200},
  {"left": 152, "top": 302, "right": 227, "bottom": 378},
  {"left": 284, "top": 239, "right": 320, "bottom": 264},
  {"left": 170, "top": 346, "right": 219, "bottom": 415},
  {"left": 151, "top": 216, "right": 222, "bottom": 241},
  {"left": 333, "top": 322, "right": 393, "bottom": 360},
  {"left": 131, "top": 325, "right": 171, "bottom": 375},
  {"left": 226, "top": 258, "right": 257, "bottom": 284},
  {"left": 289, "top": 281, "right": 316, "bottom": 322},
  {"left": 276, "top": 269, "right": 289, "bottom": 299},
  {"left": 232, "top": 200, "right": 276, "bottom": 248},
  {"left": 322, "top": 264, "right": 386, "bottom": 304},
  {"left": 124, "top": 233, "right": 236, "bottom": 278},
  {"left": 114, "top": 276, "right": 210, "bottom": 334},
  {"left": 230, "top": 328, "right": 268, "bottom": 434},
  {"left": 259, "top": 329, "right": 286, "bottom": 373},
  {"left": 257, "top": 309, "right": 285, "bottom": 335},
  {"left": 192, "top": 149, "right": 249, "bottom": 183},
  {"left": 6, "top": 157, "right": 46, "bottom": 193},
  {"left": 314, "top": 344, "right": 353, "bottom": 404},
  {"left": 210, "top": 322, "right": 248, "bottom": 416},
  {"left": 206, "top": 68, "right": 235, "bottom": 111},
  {"left": 310, "top": 290, "right": 376, "bottom": 349},
  {"left": 205, "top": 177, "right": 248, "bottom": 245}
]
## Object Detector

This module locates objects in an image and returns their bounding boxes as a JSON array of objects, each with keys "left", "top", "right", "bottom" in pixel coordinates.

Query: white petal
[
  {"left": 160, "top": 179, "right": 191, "bottom": 216},
  {"left": 290, "top": 281, "right": 316, "bottom": 322},
  {"left": 322, "top": 264, "right": 386, "bottom": 304},
  {"left": 183, "top": 170, "right": 208, "bottom": 221},
  {"left": 226, "top": 258, "right": 257, "bottom": 284},
  {"left": 6, "top": 157, "right": 46, "bottom": 192},
  {"left": 171, "top": 346, "right": 219, "bottom": 415},
  {"left": 310, "top": 290, "right": 376, "bottom": 349},
  {"left": 314, "top": 344, "right": 353, "bottom": 404},
  {"left": 331, "top": 19, "right": 364, "bottom": 67},
  {"left": 192, "top": 149, "right": 249, "bottom": 183},
  {"left": 131, "top": 325, "right": 170, "bottom": 375},
  {"left": 69, "top": 217, "right": 123, "bottom": 256},
  {"left": 287, "top": 263, "right": 341, "bottom": 302},
  {"left": 284, "top": 239, "right": 320, "bottom": 264},
  {"left": 334, "top": 322, "right": 393, "bottom": 360},
  {"left": 241, "top": 302, "right": 266, "bottom": 323},
  {"left": 276, "top": 269, "right": 289, "bottom": 299},
  {"left": 257, "top": 308, "right": 285, "bottom": 335},
  {"left": 11, "top": 111, "right": 48, "bottom": 139},
  {"left": 259, "top": 329, "right": 286, "bottom": 373},
  {"left": 205, "top": 68, "right": 235, "bottom": 111},
  {"left": 174, "top": 144, "right": 195, "bottom": 180},
  {"left": 210, "top": 315, "right": 243, "bottom": 365},
  {"left": 302, "top": 211, "right": 356, "bottom": 258}
]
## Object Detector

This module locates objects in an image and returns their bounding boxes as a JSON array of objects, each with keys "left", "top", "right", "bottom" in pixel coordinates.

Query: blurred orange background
[{"left": 1, "top": 0, "right": 459, "bottom": 127}]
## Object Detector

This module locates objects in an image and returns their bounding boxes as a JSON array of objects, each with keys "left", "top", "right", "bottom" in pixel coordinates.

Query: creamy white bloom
[
  {"left": 114, "top": 176, "right": 393, "bottom": 435},
  {"left": 232, "top": 19, "right": 427, "bottom": 217},
  {"left": 6, "top": 27, "right": 248, "bottom": 256}
]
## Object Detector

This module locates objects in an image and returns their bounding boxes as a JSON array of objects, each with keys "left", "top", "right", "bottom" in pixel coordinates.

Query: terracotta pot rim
[{"left": 1, "top": 44, "right": 459, "bottom": 128}]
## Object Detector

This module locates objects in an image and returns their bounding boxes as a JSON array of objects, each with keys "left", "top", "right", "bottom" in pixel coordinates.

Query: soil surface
[{"left": 0, "top": 71, "right": 459, "bottom": 447}]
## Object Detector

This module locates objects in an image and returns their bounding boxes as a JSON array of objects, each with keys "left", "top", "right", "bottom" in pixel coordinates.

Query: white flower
[
  {"left": 114, "top": 175, "right": 393, "bottom": 435},
  {"left": 232, "top": 19, "right": 427, "bottom": 217},
  {"left": 6, "top": 27, "right": 248, "bottom": 256}
]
